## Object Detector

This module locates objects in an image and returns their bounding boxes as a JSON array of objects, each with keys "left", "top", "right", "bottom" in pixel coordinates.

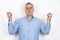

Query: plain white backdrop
[{"left": 0, "top": 0, "right": 60, "bottom": 40}]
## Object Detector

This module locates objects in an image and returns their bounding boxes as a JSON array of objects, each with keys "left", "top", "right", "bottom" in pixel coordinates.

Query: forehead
[{"left": 25, "top": 4, "right": 33, "bottom": 7}]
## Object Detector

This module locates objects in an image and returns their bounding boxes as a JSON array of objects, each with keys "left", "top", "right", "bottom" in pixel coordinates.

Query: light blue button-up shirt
[{"left": 8, "top": 16, "right": 51, "bottom": 40}]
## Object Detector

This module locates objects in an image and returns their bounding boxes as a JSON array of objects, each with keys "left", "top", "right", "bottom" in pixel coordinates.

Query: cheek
[
  {"left": 31, "top": 9, "right": 34, "bottom": 12},
  {"left": 25, "top": 9, "right": 28, "bottom": 13}
]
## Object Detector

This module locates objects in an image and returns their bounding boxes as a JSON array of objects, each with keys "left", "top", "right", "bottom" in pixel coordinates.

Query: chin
[{"left": 27, "top": 15, "right": 31, "bottom": 16}]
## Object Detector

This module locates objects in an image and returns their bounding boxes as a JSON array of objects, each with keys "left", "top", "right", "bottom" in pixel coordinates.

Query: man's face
[{"left": 25, "top": 4, "right": 34, "bottom": 16}]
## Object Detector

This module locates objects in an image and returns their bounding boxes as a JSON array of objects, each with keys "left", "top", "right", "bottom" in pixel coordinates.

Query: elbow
[
  {"left": 43, "top": 29, "right": 50, "bottom": 35},
  {"left": 9, "top": 33, "right": 14, "bottom": 35},
  {"left": 40, "top": 31, "right": 50, "bottom": 35},
  {"left": 9, "top": 32, "right": 15, "bottom": 35},
  {"left": 43, "top": 32, "right": 50, "bottom": 35},
  {"left": 44, "top": 32, "right": 49, "bottom": 35}
]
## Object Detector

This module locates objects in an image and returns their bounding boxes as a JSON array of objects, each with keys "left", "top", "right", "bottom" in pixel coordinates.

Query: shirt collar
[{"left": 25, "top": 16, "right": 34, "bottom": 21}]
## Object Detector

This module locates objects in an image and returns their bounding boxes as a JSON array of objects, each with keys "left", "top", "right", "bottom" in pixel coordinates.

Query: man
[{"left": 7, "top": 2, "right": 52, "bottom": 40}]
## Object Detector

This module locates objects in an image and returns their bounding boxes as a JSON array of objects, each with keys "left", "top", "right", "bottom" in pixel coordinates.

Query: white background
[{"left": 0, "top": 0, "right": 60, "bottom": 40}]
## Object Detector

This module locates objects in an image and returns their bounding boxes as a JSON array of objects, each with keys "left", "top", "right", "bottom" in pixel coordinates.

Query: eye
[
  {"left": 26, "top": 7, "right": 28, "bottom": 9},
  {"left": 30, "top": 7, "right": 32, "bottom": 9}
]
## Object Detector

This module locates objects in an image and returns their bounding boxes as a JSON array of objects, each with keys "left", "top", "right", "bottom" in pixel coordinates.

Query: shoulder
[
  {"left": 34, "top": 17, "right": 41, "bottom": 22},
  {"left": 14, "top": 17, "right": 25, "bottom": 23},
  {"left": 34, "top": 17, "right": 43, "bottom": 24}
]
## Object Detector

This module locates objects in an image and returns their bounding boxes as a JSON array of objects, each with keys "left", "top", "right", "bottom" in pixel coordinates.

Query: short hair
[{"left": 25, "top": 2, "right": 33, "bottom": 6}]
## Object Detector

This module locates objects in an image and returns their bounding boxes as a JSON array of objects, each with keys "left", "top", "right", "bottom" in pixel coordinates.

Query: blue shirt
[{"left": 8, "top": 16, "right": 51, "bottom": 40}]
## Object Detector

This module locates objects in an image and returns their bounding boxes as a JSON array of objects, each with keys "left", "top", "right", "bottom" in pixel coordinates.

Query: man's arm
[
  {"left": 8, "top": 20, "right": 19, "bottom": 35},
  {"left": 7, "top": 11, "right": 19, "bottom": 35},
  {"left": 40, "top": 20, "right": 51, "bottom": 35},
  {"left": 40, "top": 12, "right": 52, "bottom": 35}
]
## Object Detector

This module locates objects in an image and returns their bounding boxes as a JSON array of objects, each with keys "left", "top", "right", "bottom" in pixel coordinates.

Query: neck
[{"left": 27, "top": 15, "right": 33, "bottom": 20}]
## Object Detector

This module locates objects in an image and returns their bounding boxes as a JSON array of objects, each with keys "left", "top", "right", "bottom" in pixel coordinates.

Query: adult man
[{"left": 7, "top": 2, "right": 52, "bottom": 40}]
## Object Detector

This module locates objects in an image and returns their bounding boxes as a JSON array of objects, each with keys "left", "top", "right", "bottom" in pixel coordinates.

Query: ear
[
  {"left": 33, "top": 8, "right": 34, "bottom": 12},
  {"left": 7, "top": 12, "right": 9, "bottom": 15}
]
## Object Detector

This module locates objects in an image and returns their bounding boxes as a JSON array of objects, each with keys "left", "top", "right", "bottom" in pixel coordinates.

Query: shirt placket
[{"left": 28, "top": 20, "right": 31, "bottom": 40}]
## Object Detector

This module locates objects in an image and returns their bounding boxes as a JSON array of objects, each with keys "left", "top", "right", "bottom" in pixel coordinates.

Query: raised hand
[
  {"left": 47, "top": 12, "right": 52, "bottom": 21},
  {"left": 7, "top": 11, "right": 12, "bottom": 20}
]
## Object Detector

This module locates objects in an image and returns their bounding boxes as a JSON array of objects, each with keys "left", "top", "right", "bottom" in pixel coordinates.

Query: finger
[
  {"left": 49, "top": 13, "right": 52, "bottom": 18},
  {"left": 7, "top": 12, "right": 9, "bottom": 15},
  {"left": 47, "top": 13, "right": 52, "bottom": 16},
  {"left": 7, "top": 12, "right": 12, "bottom": 16},
  {"left": 7, "top": 12, "right": 10, "bottom": 16}
]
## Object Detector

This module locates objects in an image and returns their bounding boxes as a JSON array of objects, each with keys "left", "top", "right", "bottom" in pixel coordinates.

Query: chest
[{"left": 19, "top": 20, "right": 40, "bottom": 32}]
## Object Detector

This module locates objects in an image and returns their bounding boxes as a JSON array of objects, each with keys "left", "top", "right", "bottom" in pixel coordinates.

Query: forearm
[
  {"left": 44, "top": 20, "right": 51, "bottom": 34},
  {"left": 40, "top": 20, "right": 51, "bottom": 35},
  {"left": 8, "top": 20, "right": 14, "bottom": 35}
]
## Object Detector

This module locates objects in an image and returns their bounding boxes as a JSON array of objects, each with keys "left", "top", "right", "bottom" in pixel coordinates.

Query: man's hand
[
  {"left": 47, "top": 12, "right": 52, "bottom": 21},
  {"left": 7, "top": 11, "right": 12, "bottom": 20}
]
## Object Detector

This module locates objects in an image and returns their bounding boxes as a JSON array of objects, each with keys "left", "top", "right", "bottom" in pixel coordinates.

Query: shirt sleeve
[
  {"left": 40, "top": 20, "right": 51, "bottom": 35},
  {"left": 8, "top": 20, "right": 19, "bottom": 35}
]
